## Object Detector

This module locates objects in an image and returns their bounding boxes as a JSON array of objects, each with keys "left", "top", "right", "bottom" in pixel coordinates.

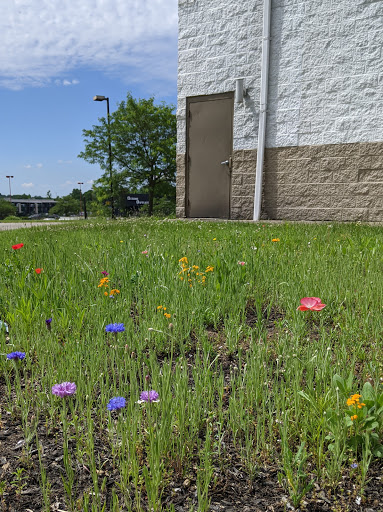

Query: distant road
[{"left": 0, "top": 221, "right": 63, "bottom": 231}]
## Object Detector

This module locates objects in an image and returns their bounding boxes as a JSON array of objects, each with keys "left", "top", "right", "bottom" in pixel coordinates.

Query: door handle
[{"left": 220, "top": 160, "right": 229, "bottom": 165}]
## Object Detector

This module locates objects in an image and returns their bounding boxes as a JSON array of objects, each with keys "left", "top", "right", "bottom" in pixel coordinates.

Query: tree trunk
[{"left": 148, "top": 179, "right": 154, "bottom": 216}]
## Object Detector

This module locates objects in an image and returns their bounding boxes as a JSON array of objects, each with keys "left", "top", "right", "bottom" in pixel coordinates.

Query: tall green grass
[{"left": 1, "top": 219, "right": 382, "bottom": 510}]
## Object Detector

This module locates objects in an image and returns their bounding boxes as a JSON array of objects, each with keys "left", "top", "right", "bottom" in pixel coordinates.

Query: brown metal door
[{"left": 187, "top": 93, "right": 233, "bottom": 218}]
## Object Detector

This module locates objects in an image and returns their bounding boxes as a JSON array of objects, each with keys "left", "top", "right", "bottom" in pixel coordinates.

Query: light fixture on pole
[
  {"left": 78, "top": 182, "right": 84, "bottom": 217},
  {"left": 93, "top": 95, "right": 115, "bottom": 219},
  {"left": 235, "top": 78, "right": 247, "bottom": 103},
  {"left": 5, "top": 175, "right": 14, "bottom": 203}
]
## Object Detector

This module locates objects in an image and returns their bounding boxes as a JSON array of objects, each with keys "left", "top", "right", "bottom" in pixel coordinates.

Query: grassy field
[{"left": 0, "top": 219, "right": 382, "bottom": 512}]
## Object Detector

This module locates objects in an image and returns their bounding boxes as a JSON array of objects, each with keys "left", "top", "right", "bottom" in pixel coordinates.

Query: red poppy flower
[
  {"left": 12, "top": 243, "right": 24, "bottom": 250},
  {"left": 35, "top": 268, "right": 43, "bottom": 274},
  {"left": 297, "top": 297, "right": 326, "bottom": 311}
]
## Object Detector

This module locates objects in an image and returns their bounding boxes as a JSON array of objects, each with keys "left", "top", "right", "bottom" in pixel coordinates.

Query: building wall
[{"left": 177, "top": 0, "right": 383, "bottom": 221}]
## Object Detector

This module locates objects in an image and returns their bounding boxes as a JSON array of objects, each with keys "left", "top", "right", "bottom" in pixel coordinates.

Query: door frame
[{"left": 186, "top": 92, "right": 234, "bottom": 218}]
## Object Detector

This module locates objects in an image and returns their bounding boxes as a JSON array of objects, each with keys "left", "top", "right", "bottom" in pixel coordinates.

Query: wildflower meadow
[{"left": 0, "top": 219, "right": 382, "bottom": 511}]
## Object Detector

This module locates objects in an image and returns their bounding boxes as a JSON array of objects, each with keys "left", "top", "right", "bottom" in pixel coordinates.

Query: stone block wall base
[
  {"left": 176, "top": 153, "right": 186, "bottom": 217},
  {"left": 264, "top": 141, "right": 383, "bottom": 222},
  {"left": 231, "top": 149, "right": 257, "bottom": 220}
]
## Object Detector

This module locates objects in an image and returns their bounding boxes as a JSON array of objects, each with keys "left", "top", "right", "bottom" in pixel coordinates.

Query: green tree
[
  {"left": 0, "top": 200, "right": 16, "bottom": 219},
  {"left": 49, "top": 196, "right": 80, "bottom": 216},
  {"left": 78, "top": 93, "right": 176, "bottom": 216}
]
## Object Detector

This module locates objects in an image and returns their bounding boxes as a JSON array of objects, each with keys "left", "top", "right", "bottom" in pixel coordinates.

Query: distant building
[
  {"left": 177, "top": 0, "right": 383, "bottom": 221},
  {"left": 4, "top": 198, "right": 57, "bottom": 216}
]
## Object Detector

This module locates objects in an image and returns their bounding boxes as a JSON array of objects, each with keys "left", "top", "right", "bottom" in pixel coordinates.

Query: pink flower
[
  {"left": 237, "top": 261, "right": 246, "bottom": 266},
  {"left": 142, "top": 250, "right": 148, "bottom": 255},
  {"left": 297, "top": 297, "right": 326, "bottom": 311},
  {"left": 137, "top": 390, "right": 160, "bottom": 403},
  {"left": 51, "top": 382, "right": 77, "bottom": 397},
  {"left": 101, "top": 271, "right": 109, "bottom": 276}
]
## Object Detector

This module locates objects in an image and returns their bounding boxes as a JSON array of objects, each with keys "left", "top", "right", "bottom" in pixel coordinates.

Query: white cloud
[
  {"left": 0, "top": 0, "right": 178, "bottom": 90},
  {"left": 57, "top": 160, "right": 73, "bottom": 164},
  {"left": 22, "top": 182, "right": 34, "bottom": 188},
  {"left": 55, "top": 79, "right": 79, "bottom": 87},
  {"left": 87, "top": 179, "right": 94, "bottom": 185},
  {"left": 24, "top": 163, "right": 43, "bottom": 169}
]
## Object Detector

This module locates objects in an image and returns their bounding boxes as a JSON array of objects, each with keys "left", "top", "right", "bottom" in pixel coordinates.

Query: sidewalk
[{"left": 0, "top": 221, "right": 62, "bottom": 231}]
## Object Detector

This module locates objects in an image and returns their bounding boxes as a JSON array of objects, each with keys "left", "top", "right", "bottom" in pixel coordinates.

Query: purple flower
[
  {"left": 51, "top": 382, "right": 77, "bottom": 397},
  {"left": 107, "top": 396, "right": 126, "bottom": 411},
  {"left": 351, "top": 463, "right": 358, "bottom": 469},
  {"left": 7, "top": 351, "right": 26, "bottom": 360},
  {"left": 45, "top": 318, "right": 52, "bottom": 331},
  {"left": 105, "top": 323, "right": 125, "bottom": 333},
  {"left": 138, "top": 390, "right": 160, "bottom": 403},
  {"left": 101, "top": 271, "right": 109, "bottom": 276}
]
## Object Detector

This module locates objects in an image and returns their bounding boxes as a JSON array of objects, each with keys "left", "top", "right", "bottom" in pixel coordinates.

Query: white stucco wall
[
  {"left": 267, "top": 0, "right": 383, "bottom": 148},
  {"left": 178, "top": 0, "right": 383, "bottom": 151}
]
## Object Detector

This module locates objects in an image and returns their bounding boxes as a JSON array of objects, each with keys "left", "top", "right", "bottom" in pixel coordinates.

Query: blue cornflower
[
  {"left": 107, "top": 396, "right": 126, "bottom": 411},
  {"left": 7, "top": 351, "right": 26, "bottom": 360},
  {"left": 351, "top": 463, "right": 358, "bottom": 469},
  {"left": 105, "top": 323, "right": 125, "bottom": 333}
]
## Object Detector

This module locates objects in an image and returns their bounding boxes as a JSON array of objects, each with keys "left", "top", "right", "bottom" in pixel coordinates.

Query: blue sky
[{"left": 0, "top": 0, "right": 178, "bottom": 198}]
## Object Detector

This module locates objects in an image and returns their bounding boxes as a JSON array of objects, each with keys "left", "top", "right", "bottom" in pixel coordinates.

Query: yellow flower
[
  {"left": 120, "top": 241, "right": 123, "bottom": 243},
  {"left": 157, "top": 305, "right": 163, "bottom": 310},
  {"left": 164, "top": 313, "right": 171, "bottom": 319},
  {"left": 192, "top": 265, "right": 199, "bottom": 270},
  {"left": 205, "top": 266, "right": 214, "bottom": 272},
  {"left": 351, "top": 415, "right": 358, "bottom": 421},
  {"left": 98, "top": 277, "right": 109, "bottom": 288},
  {"left": 104, "top": 291, "right": 108, "bottom": 296},
  {"left": 179, "top": 257, "right": 188, "bottom": 264},
  {"left": 272, "top": 238, "right": 280, "bottom": 242},
  {"left": 213, "top": 238, "right": 216, "bottom": 241},
  {"left": 110, "top": 289, "right": 120, "bottom": 295}
]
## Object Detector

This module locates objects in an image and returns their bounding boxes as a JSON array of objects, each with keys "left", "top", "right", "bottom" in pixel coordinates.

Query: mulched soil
[
  {"left": 1, "top": 396, "right": 382, "bottom": 512},
  {"left": 1, "top": 308, "right": 382, "bottom": 512}
]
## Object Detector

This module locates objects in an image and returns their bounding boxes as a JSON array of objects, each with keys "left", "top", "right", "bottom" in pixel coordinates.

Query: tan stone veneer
[
  {"left": 231, "top": 149, "right": 257, "bottom": 220},
  {"left": 177, "top": 141, "right": 383, "bottom": 221},
  {"left": 176, "top": 153, "right": 186, "bottom": 218},
  {"left": 263, "top": 141, "right": 383, "bottom": 222}
]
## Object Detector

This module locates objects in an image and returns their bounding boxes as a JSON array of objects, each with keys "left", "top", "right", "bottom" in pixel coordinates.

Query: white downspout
[{"left": 253, "top": 0, "right": 271, "bottom": 221}]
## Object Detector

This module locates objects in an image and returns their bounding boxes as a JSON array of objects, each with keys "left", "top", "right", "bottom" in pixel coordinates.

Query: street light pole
[
  {"left": 5, "top": 176, "right": 13, "bottom": 203},
  {"left": 78, "top": 182, "right": 84, "bottom": 217},
  {"left": 93, "top": 95, "right": 115, "bottom": 219}
]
